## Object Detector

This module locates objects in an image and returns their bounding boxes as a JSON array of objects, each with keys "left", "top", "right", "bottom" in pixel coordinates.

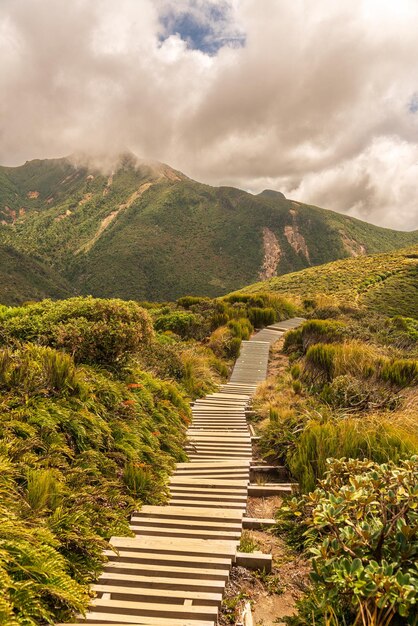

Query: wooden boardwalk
[{"left": 58, "top": 319, "right": 303, "bottom": 626}]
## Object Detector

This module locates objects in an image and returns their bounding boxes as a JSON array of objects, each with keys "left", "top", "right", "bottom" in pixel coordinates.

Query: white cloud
[{"left": 1, "top": 0, "right": 418, "bottom": 229}]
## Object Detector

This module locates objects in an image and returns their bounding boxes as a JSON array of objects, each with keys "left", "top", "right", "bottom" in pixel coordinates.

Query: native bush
[
  {"left": 154, "top": 310, "right": 206, "bottom": 340},
  {"left": 323, "top": 374, "right": 399, "bottom": 411},
  {"left": 283, "top": 319, "right": 347, "bottom": 355},
  {"left": 288, "top": 417, "right": 418, "bottom": 493},
  {"left": 248, "top": 306, "right": 276, "bottom": 327},
  {"left": 283, "top": 458, "right": 418, "bottom": 626},
  {"left": 0, "top": 341, "right": 190, "bottom": 623},
  {"left": 381, "top": 359, "right": 418, "bottom": 388},
  {"left": 0, "top": 297, "right": 153, "bottom": 366},
  {"left": 303, "top": 341, "right": 378, "bottom": 385},
  {"left": 227, "top": 317, "right": 253, "bottom": 340}
]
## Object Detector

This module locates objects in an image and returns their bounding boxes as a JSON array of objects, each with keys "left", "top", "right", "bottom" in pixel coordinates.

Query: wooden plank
[
  {"left": 103, "top": 550, "right": 231, "bottom": 569},
  {"left": 91, "top": 584, "right": 222, "bottom": 605},
  {"left": 79, "top": 612, "right": 215, "bottom": 625},
  {"left": 102, "top": 561, "right": 231, "bottom": 580},
  {"left": 88, "top": 598, "right": 218, "bottom": 620},
  {"left": 96, "top": 571, "right": 226, "bottom": 592}
]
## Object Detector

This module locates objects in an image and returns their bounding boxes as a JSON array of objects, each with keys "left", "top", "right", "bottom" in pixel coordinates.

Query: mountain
[
  {"left": 238, "top": 246, "right": 418, "bottom": 318},
  {"left": 1, "top": 153, "right": 418, "bottom": 304},
  {"left": 0, "top": 244, "right": 73, "bottom": 305}
]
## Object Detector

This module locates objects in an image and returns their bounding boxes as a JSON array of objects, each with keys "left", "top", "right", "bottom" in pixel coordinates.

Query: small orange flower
[
  {"left": 127, "top": 383, "right": 142, "bottom": 389},
  {"left": 122, "top": 399, "right": 135, "bottom": 406}
]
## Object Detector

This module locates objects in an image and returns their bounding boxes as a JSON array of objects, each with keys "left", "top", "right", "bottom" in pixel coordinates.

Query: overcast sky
[{"left": 1, "top": 0, "right": 418, "bottom": 230}]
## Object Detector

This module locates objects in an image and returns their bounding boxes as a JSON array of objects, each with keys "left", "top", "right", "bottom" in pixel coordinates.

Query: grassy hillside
[
  {"left": 1, "top": 155, "right": 418, "bottom": 303},
  {"left": 0, "top": 244, "right": 73, "bottom": 305},
  {"left": 240, "top": 246, "right": 418, "bottom": 318}
]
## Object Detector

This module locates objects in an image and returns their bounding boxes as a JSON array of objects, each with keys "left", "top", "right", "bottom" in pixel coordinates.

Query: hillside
[
  {"left": 1, "top": 154, "right": 418, "bottom": 304},
  {"left": 0, "top": 243, "right": 73, "bottom": 304},
  {"left": 239, "top": 246, "right": 418, "bottom": 318}
]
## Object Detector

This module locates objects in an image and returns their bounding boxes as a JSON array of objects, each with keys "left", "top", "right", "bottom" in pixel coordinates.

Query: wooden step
[
  {"left": 103, "top": 550, "right": 231, "bottom": 569},
  {"left": 129, "top": 518, "right": 242, "bottom": 531},
  {"left": 88, "top": 597, "right": 218, "bottom": 621},
  {"left": 92, "top": 584, "right": 222, "bottom": 606},
  {"left": 96, "top": 571, "right": 226, "bottom": 592},
  {"left": 79, "top": 611, "right": 216, "bottom": 625},
  {"left": 130, "top": 525, "right": 241, "bottom": 540},
  {"left": 103, "top": 560, "right": 231, "bottom": 580},
  {"left": 109, "top": 536, "right": 238, "bottom": 558},
  {"left": 134, "top": 506, "right": 243, "bottom": 522}
]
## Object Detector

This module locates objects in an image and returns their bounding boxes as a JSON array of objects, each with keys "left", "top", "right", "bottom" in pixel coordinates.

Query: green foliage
[
  {"left": 381, "top": 359, "right": 418, "bottom": 388},
  {"left": 1, "top": 156, "right": 418, "bottom": 304},
  {"left": 227, "top": 317, "right": 253, "bottom": 340},
  {"left": 284, "top": 320, "right": 347, "bottom": 355},
  {"left": 285, "top": 458, "right": 418, "bottom": 626},
  {"left": 0, "top": 297, "right": 153, "bottom": 366},
  {"left": 0, "top": 336, "right": 190, "bottom": 623},
  {"left": 241, "top": 246, "right": 418, "bottom": 320},
  {"left": 239, "top": 531, "right": 259, "bottom": 553},
  {"left": 288, "top": 417, "right": 418, "bottom": 493},
  {"left": 248, "top": 306, "right": 276, "bottom": 327},
  {"left": 154, "top": 311, "right": 205, "bottom": 339}
]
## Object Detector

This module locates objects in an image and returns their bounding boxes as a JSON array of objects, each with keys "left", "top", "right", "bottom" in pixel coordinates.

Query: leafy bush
[
  {"left": 227, "top": 317, "right": 253, "bottom": 340},
  {"left": 154, "top": 310, "right": 205, "bottom": 339},
  {"left": 0, "top": 342, "right": 190, "bottom": 623},
  {"left": 176, "top": 295, "right": 210, "bottom": 309},
  {"left": 0, "top": 297, "right": 153, "bottom": 366},
  {"left": 284, "top": 458, "right": 418, "bottom": 626}
]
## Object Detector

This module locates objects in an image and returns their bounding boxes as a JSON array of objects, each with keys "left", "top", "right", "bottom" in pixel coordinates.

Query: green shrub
[
  {"left": 227, "top": 337, "right": 242, "bottom": 359},
  {"left": 285, "top": 458, "right": 418, "bottom": 626},
  {"left": 288, "top": 417, "right": 418, "bottom": 493},
  {"left": 304, "top": 341, "right": 378, "bottom": 385},
  {"left": 304, "top": 343, "right": 337, "bottom": 382},
  {"left": 248, "top": 306, "right": 276, "bottom": 327},
  {"left": 0, "top": 343, "right": 190, "bottom": 623},
  {"left": 0, "top": 297, "right": 153, "bottom": 366},
  {"left": 154, "top": 311, "right": 205, "bottom": 340},
  {"left": 227, "top": 317, "right": 253, "bottom": 340},
  {"left": 381, "top": 359, "right": 418, "bottom": 388},
  {"left": 176, "top": 296, "right": 209, "bottom": 309},
  {"left": 323, "top": 374, "right": 399, "bottom": 411},
  {"left": 260, "top": 409, "right": 307, "bottom": 465},
  {"left": 283, "top": 319, "right": 346, "bottom": 355}
]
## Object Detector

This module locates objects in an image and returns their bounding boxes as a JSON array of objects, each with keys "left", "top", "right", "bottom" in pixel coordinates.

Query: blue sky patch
[
  {"left": 158, "top": 1, "right": 245, "bottom": 55},
  {"left": 409, "top": 93, "right": 418, "bottom": 114}
]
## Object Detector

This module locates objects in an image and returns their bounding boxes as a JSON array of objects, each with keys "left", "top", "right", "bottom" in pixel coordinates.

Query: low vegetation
[
  {"left": 1, "top": 156, "right": 418, "bottom": 304},
  {"left": 252, "top": 299, "right": 418, "bottom": 625},
  {"left": 242, "top": 246, "right": 418, "bottom": 318},
  {"left": 0, "top": 291, "right": 300, "bottom": 624}
]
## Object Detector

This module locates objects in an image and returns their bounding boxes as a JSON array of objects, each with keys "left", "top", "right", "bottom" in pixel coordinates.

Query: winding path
[{"left": 59, "top": 318, "right": 304, "bottom": 626}]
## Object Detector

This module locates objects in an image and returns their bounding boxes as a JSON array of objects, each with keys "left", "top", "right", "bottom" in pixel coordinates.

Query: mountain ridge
[{"left": 1, "top": 154, "right": 418, "bottom": 304}]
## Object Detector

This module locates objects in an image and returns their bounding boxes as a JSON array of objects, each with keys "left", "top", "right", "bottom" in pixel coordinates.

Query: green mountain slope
[
  {"left": 0, "top": 244, "right": 73, "bottom": 305},
  {"left": 239, "top": 246, "right": 418, "bottom": 318},
  {"left": 1, "top": 154, "right": 418, "bottom": 303}
]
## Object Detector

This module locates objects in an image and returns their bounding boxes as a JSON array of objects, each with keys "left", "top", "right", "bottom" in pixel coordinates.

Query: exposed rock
[
  {"left": 340, "top": 232, "right": 367, "bottom": 257},
  {"left": 27, "top": 191, "right": 39, "bottom": 199},
  {"left": 284, "top": 208, "right": 311, "bottom": 263},
  {"left": 259, "top": 227, "right": 282, "bottom": 280}
]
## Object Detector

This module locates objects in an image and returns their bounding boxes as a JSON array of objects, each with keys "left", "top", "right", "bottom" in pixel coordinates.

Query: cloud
[{"left": 1, "top": 0, "right": 418, "bottom": 229}]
